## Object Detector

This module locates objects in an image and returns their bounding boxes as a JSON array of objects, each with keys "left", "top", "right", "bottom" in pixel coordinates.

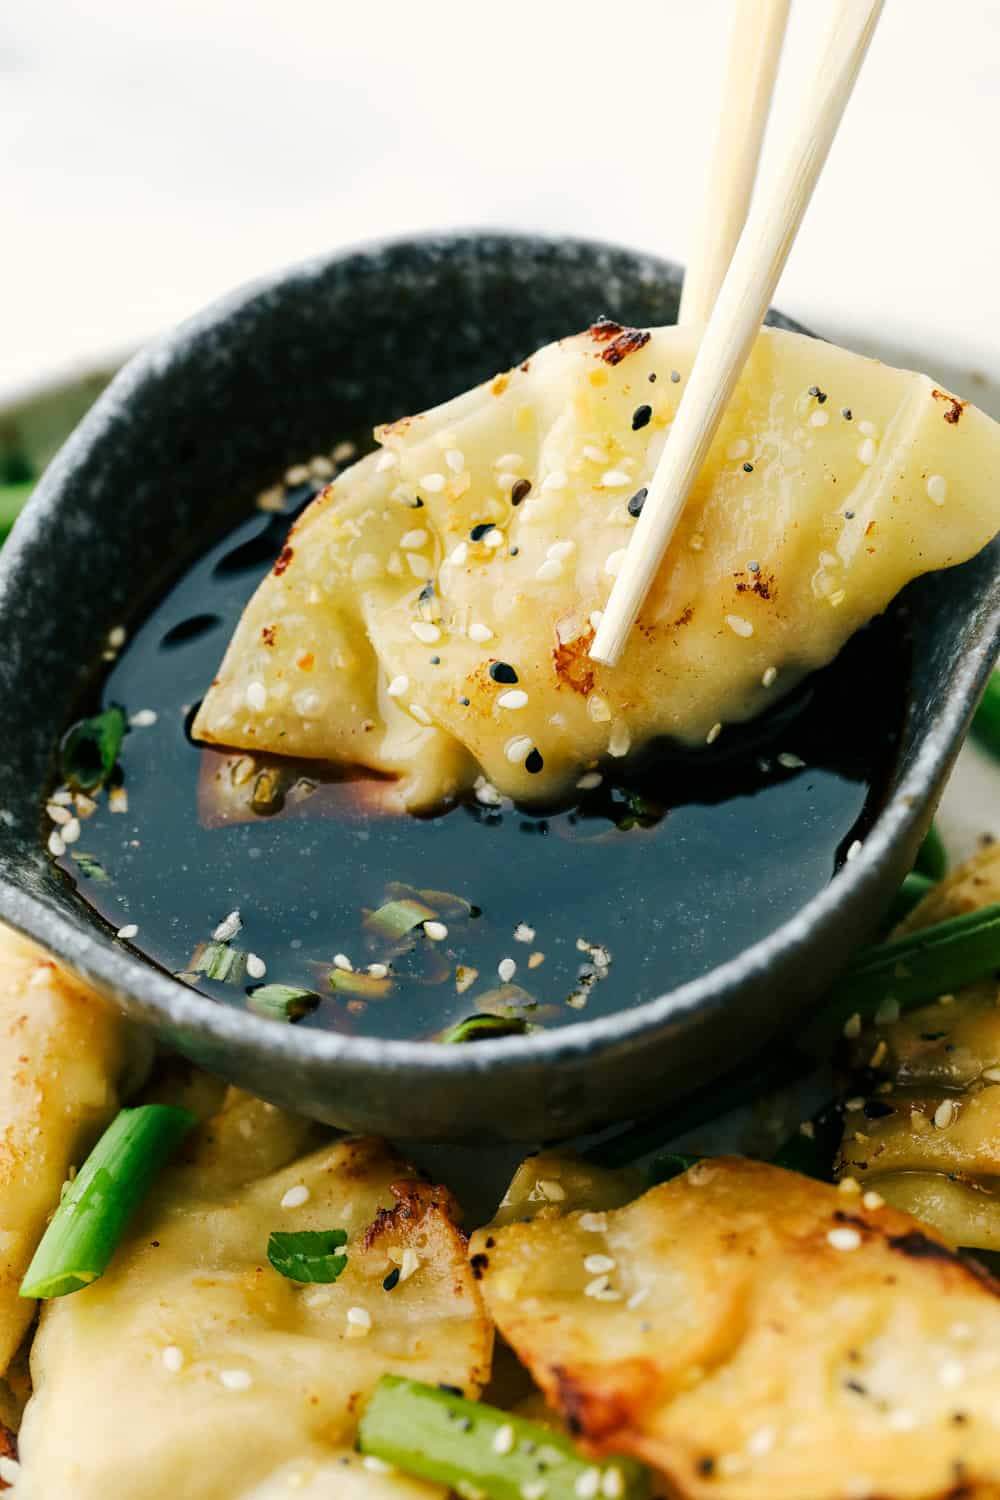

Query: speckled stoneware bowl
[{"left": 0, "top": 232, "right": 997, "bottom": 1143}]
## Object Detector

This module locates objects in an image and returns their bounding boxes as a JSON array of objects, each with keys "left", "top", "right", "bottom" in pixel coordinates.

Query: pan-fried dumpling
[
  {"left": 16, "top": 1098, "right": 492, "bottom": 1500},
  {"left": 194, "top": 323, "right": 1000, "bottom": 809},
  {"left": 470, "top": 1156, "right": 1000, "bottom": 1500},
  {"left": 0, "top": 925, "right": 146, "bottom": 1377},
  {"left": 838, "top": 844, "right": 1000, "bottom": 1250}
]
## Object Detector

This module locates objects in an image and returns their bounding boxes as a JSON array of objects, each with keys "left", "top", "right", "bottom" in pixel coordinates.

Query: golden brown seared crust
[{"left": 471, "top": 1157, "right": 1000, "bottom": 1500}]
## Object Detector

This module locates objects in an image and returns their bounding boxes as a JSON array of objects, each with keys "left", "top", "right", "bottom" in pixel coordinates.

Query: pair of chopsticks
[{"left": 590, "top": 0, "right": 884, "bottom": 667}]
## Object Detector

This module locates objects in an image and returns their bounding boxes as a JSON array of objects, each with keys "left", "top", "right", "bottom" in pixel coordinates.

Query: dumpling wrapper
[
  {"left": 17, "top": 1098, "right": 492, "bottom": 1500},
  {"left": 470, "top": 1156, "right": 1000, "bottom": 1500},
  {"left": 838, "top": 844, "right": 1000, "bottom": 1249},
  {"left": 194, "top": 322, "right": 1000, "bottom": 809},
  {"left": 0, "top": 925, "right": 146, "bottom": 1378}
]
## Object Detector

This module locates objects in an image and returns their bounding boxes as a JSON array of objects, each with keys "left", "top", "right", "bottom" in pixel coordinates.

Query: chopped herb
[
  {"left": 439, "top": 1013, "right": 530, "bottom": 1043},
  {"left": 329, "top": 968, "right": 393, "bottom": 999},
  {"left": 60, "top": 704, "right": 127, "bottom": 792},
  {"left": 364, "top": 897, "right": 436, "bottom": 940},
  {"left": 192, "top": 941, "right": 247, "bottom": 984},
  {"left": 266, "top": 1228, "right": 348, "bottom": 1284},
  {"left": 247, "top": 984, "right": 321, "bottom": 1022},
  {"left": 70, "top": 852, "right": 111, "bottom": 883},
  {"left": 647, "top": 1152, "right": 702, "bottom": 1185}
]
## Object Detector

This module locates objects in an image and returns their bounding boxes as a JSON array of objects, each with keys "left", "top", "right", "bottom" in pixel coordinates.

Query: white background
[{"left": 3, "top": 0, "right": 999, "bottom": 395}]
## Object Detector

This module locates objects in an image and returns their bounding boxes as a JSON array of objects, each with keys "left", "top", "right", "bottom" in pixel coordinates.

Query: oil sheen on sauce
[{"left": 55, "top": 475, "right": 907, "bottom": 1042}]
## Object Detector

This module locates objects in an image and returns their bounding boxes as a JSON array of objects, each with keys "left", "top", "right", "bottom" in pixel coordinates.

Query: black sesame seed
[
  {"left": 458, "top": 696, "right": 470, "bottom": 706},
  {"left": 489, "top": 662, "right": 519, "bottom": 685},
  {"left": 418, "top": 581, "right": 436, "bottom": 602},
  {"left": 411, "top": 496, "right": 425, "bottom": 508},
  {"left": 648, "top": 371, "right": 657, "bottom": 383},
  {"left": 627, "top": 486, "right": 648, "bottom": 518},
  {"left": 631, "top": 403, "right": 652, "bottom": 431},
  {"left": 698, "top": 1458, "right": 716, "bottom": 1478},
  {"left": 470, "top": 522, "right": 492, "bottom": 541},
  {"left": 817, "top": 391, "right": 828, "bottom": 403},
  {"left": 743, "top": 461, "right": 754, "bottom": 473},
  {"left": 509, "top": 545, "right": 520, "bottom": 556},
  {"left": 808, "top": 385, "right": 819, "bottom": 396},
  {"left": 511, "top": 478, "right": 531, "bottom": 505},
  {"left": 748, "top": 559, "right": 760, "bottom": 573},
  {"left": 525, "top": 748, "right": 544, "bottom": 774},
  {"left": 382, "top": 1267, "right": 400, "bottom": 1291},
  {"left": 429, "top": 655, "right": 441, "bottom": 665},
  {"left": 670, "top": 369, "right": 681, "bottom": 383},
  {"left": 842, "top": 408, "right": 853, "bottom": 420},
  {"left": 845, "top": 509, "right": 855, "bottom": 519}
]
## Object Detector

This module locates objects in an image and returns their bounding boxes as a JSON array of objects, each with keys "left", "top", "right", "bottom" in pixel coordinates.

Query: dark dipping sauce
[{"left": 54, "top": 471, "right": 909, "bottom": 1042}]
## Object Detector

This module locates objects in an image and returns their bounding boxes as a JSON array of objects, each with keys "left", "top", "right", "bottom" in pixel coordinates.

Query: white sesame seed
[
  {"left": 445, "top": 450, "right": 465, "bottom": 474},
  {"left": 726, "top": 614, "right": 754, "bottom": 638},
  {"left": 449, "top": 541, "right": 470, "bottom": 567},
  {"left": 863, "top": 1190, "right": 885, "bottom": 1210},
  {"left": 213, "top": 910, "right": 242, "bottom": 942},
  {"left": 475, "top": 781, "right": 502, "bottom": 807},
  {"left": 858, "top": 420, "right": 878, "bottom": 437},
  {"left": 601, "top": 469, "right": 630, "bottom": 488},
  {"left": 346, "top": 1306, "right": 372, "bottom": 1330},
  {"left": 333, "top": 953, "right": 353, "bottom": 971},
  {"left": 982, "top": 1067, "right": 1000, "bottom": 1083},
  {"left": 584, "top": 1274, "right": 612, "bottom": 1298},
  {"left": 727, "top": 439, "right": 750, "bottom": 459},
  {"left": 484, "top": 529, "right": 505, "bottom": 549},
  {"left": 542, "top": 470, "right": 567, "bottom": 491},
  {"left": 61, "top": 816, "right": 81, "bottom": 845},
  {"left": 410, "top": 621, "right": 441, "bottom": 644},
  {"left": 809, "top": 409, "right": 830, "bottom": 427},
  {"left": 495, "top": 453, "right": 524, "bottom": 470},
  {"left": 706, "top": 722, "right": 722, "bottom": 745},
  {"left": 398, "top": 1247, "right": 420, "bottom": 1281},
  {"left": 522, "top": 1483, "right": 547, "bottom": 1500},
  {"left": 830, "top": 589, "right": 846, "bottom": 608},
  {"left": 367, "top": 962, "right": 389, "bottom": 979},
  {"left": 583, "top": 445, "right": 608, "bottom": 464},
  {"left": 400, "top": 528, "right": 429, "bottom": 550},
  {"left": 409, "top": 703, "right": 432, "bottom": 725},
  {"left": 498, "top": 957, "right": 517, "bottom": 982},
  {"left": 116, "top": 923, "right": 138, "bottom": 940},
  {"left": 333, "top": 440, "right": 356, "bottom": 463},
  {"left": 162, "top": 1345, "right": 184, "bottom": 1373},
  {"left": 587, "top": 694, "right": 611, "bottom": 723},
  {"left": 497, "top": 690, "right": 529, "bottom": 710},
  {"left": 576, "top": 772, "right": 603, "bottom": 790},
  {"left": 608, "top": 724, "right": 631, "bottom": 758},
  {"left": 762, "top": 666, "right": 778, "bottom": 687},
  {"left": 844, "top": 1100, "right": 865, "bottom": 1114},
  {"left": 846, "top": 839, "right": 863, "bottom": 861},
  {"left": 420, "top": 473, "right": 446, "bottom": 492},
  {"left": 423, "top": 921, "right": 449, "bottom": 942},
  {"left": 219, "top": 1369, "right": 253, "bottom": 1391},
  {"left": 536, "top": 558, "right": 564, "bottom": 582},
  {"left": 493, "top": 1424, "right": 516, "bottom": 1455},
  {"left": 281, "top": 1184, "right": 310, "bottom": 1209},
  {"left": 363, "top": 1456, "right": 396, "bottom": 1475},
  {"left": 747, "top": 1426, "right": 776, "bottom": 1456},
  {"left": 604, "top": 549, "right": 627, "bottom": 577},
  {"left": 505, "top": 736, "right": 533, "bottom": 766},
  {"left": 108, "top": 625, "right": 127, "bottom": 649},
  {"left": 827, "top": 1226, "right": 862, "bottom": 1251},
  {"left": 601, "top": 1468, "right": 625, "bottom": 1499},
  {"left": 583, "top": 1254, "right": 616, "bottom": 1274},
  {"left": 387, "top": 674, "right": 409, "bottom": 698},
  {"left": 467, "top": 622, "right": 494, "bottom": 645},
  {"left": 778, "top": 752, "right": 806, "bottom": 769},
  {"left": 926, "top": 474, "right": 948, "bottom": 506},
  {"left": 934, "top": 1099, "right": 957, "bottom": 1129},
  {"left": 887, "top": 1409, "right": 918, "bottom": 1431},
  {"left": 857, "top": 437, "right": 877, "bottom": 465},
  {"left": 575, "top": 1469, "right": 601, "bottom": 1499},
  {"left": 246, "top": 681, "right": 268, "bottom": 712},
  {"left": 130, "top": 708, "right": 158, "bottom": 728},
  {"left": 689, "top": 531, "right": 705, "bottom": 551},
  {"left": 626, "top": 1285, "right": 650, "bottom": 1310},
  {"left": 514, "top": 923, "right": 536, "bottom": 943},
  {"left": 50, "top": 788, "right": 73, "bottom": 805},
  {"left": 246, "top": 953, "right": 267, "bottom": 979},
  {"left": 939, "top": 1359, "right": 965, "bottom": 1389},
  {"left": 579, "top": 1212, "right": 607, "bottom": 1233},
  {"left": 375, "top": 450, "right": 399, "bottom": 472},
  {"left": 547, "top": 540, "right": 576, "bottom": 561}
]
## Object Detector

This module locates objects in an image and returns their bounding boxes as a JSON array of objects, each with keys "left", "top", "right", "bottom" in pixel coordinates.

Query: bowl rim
[{"left": 1, "top": 226, "right": 998, "bottom": 1082}]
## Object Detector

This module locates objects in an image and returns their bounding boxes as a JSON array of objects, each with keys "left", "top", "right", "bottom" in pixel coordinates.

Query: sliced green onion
[
  {"left": 914, "top": 822, "right": 948, "bottom": 882},
  {"left": 248, "top": 984, "right": 320, "bottom": 1022},
  {"left": 20, "top": 1105, "right": 195, "bottom": 1299},
  {"left": 439, "top": 1014, "right": 530, "bottom": 1043},
  {"left": 364, "top": 897, "right": 436, "bottom": 940},
  {"left": 646, "top": 1152, "right": 702, "bottom": 1185},
  {"left": 357, "top": 1376, "right": 650, "bottom": 1500},
  {"left": 70, "top": 852, "right": 111, "bottom": 883},
  {"left": 60, "top": 704, "right": 127, "bottom": 792},
  {"left": 825, "top": 902, "right": 1000, "bottom": 1025},
  {"left": 0, "top": 480, "right": 33, "bottom": 543},
  {"left": 418, "top": 889, "right": 481, "bottom": 921},
  {"left": 972, "top": 671, "right": 1000, "bottom": 759},
  {"left": 192, "top": 941, "right": 247, "bottom": 983},
  {"left": 884, "top": 870, "right": 936, "bottom": 929},
  {"left": 267, "top": 1228, "right": 347, "bottom": 1283},
  {"left": 329, "top": 968, "right": 393, "bottom": 999}
]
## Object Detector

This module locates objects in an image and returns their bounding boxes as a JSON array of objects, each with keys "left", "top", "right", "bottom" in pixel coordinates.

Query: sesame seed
[
  {"left": 536, "top": 559, "right": 564, "bottom": 582},
  {"left": 475, "top": 781, "right": 502, "bottom": 807},
  {"left": 601, "top": 469, "right": 631, "bottom": 488},
  {"left": 368, "top": 962, "right": 389, "bottom": 979},
  {"left": 587, "top": 694, "right": 611, "bottom": 723},
  {"left": 116, "top": 923, "right": 138, "bottom": 940},
  {"left": 505, "top": 736, "right": 533, "bottom": 765},
  {"left": 246, "top": 953, "right": 266, "bottom": 979},
  {"left": 576, "top": 772, "right": 603, "bottom": 790},
  {"left": 747, "top": 1426, "right": 775, "bottom": 1457},
  {"left": 926, "top": 474, "right": 948, "bottom": 506},
  {"left": 346, "top": 1306, "right": 372, "bottom": 1334},
  {"left": 522, "top": 1483, "right": 547, "bottom": 1500},
  {"left": 547, "top": 540, "right": 576, "bottom": 561},
  {"left": 375, "top": 450, "right": 399, "bottom": 472},
  {"left": 219, "top": 1369, "right": 253, "bottom": 1391},
  {"left": 498, "top": 957, "right": 517, "bottom": 982},
  {"left": 363, "top": 1456, "right": 396, "bottom": 1475},
  {"left": 542, "top": 470, "right": 567, "bottom": 492},
  {"left": 511, "top": 478, "right": 532, "bottom": 505},
  {"left": 445, "top": 450, "right": 465, "bottom": 473},
  {"left": 858, "top": 420, "right": 877, "bottom": 437},
  {"left": 583, "top": 1254, "right": 616, "bottom": 1274},
  {"left": 828, "top": 1226, "right": 862, "bottom": 1251},
  {"left": 398, "top": 1247, "right": 421, "bottom": 1281},
  {"left": 162, "top": 1345, "right": 184, "bottom": 1373},
  {"left": 602, "top": 1469, "right": 625, "bottom": 1499},
  {"left": 857, "top": 437, "right": 877, "bottom": 465},
  {"left": 725, "top": 614, "right": 754, "bottom": 638},
  {"left": 727, "top": 439, "right": 750, "bottom": 460},
  {"left": 333, "top": 953, "right": 353, "bottom": 971},
  {"left": 843, "top": 1011, "right": 862, "bottom": 1039},
  {"left": 213, "top": 910, "right": 242, "bottom": 942},
  {"left": 626, "top": 487, "right": 648, "bottom": 518},
  {"left": 846, "top": 839, "right": 863, "bottom": 861},
  {"left": 493, "top": 1425, "right": 516, "bottom": 1455},
  {"left": 400, "top": 528, "right": 429, "bottom": 550},
  {"left": 604, "top": 549, "right": 626, "bottom": 577},
  {"left": 863, "top": 1190, "right": 885, "bottom": 1210},
  {"left": 410, "top": 621, "right": 441, "bottom": 644},
  {"left": 982, "top": 1067, "right": 1000, "bottom": 1083},
  {"left": 839, "top": 1175, "right": 861, "bottom": 1193},
  {"left": 576, "top": 1470, "right": 601, "bottom": 1499},
  {"left": 449, "top": 541, "right": 469, "bottom": 567},
  {"left": 514, "top": 923, "right": 536, "bottom": 943},
  {"left": 423, "top": 921, "right": 449, "bottom": 942},
  {"left": 497, "top": 471, "right": 520, "bottom": 491},
  {"left": 579, "top": 1212, "right": 607, "bottom": 1233},
  {"left": 778, "top": 752, "right": 805, "bottom": 769},
  {"left": 497, "top": 689, "right": 529, "bottom": 710},
  {"left": 409, "top": 703, "right": 432, "bottom": 725},
  {"left": 810, "top": 409, "right": 830, "bottom": 427},
  {"left": 420, "top": 473, "right": 446, "bottom": 492},
  {"left": 706, "top": 722, "right": 722, "bottom": 745},
  {"left": 887, "top": 1410, "right": 918, "bottom": 1431},
  {"left": 333, "top": 440, "right": 357, "bottom": 462},
  {"left": 584, "top": 1274, "right": 612, "bottom": 1298},
  {"left": 130, "top": 708, "right": 158, "bottom": 727},
  {"left": 627, "top": 1285, "right": 650, "bottom": 1310},
  {"left": 281, "top": 1184, "right": 310, "bottom": 1209},
  {"left": 108, "top": 625, "right": 127, "bottom": 649},
  {"left": 387, "top": 674, "right": 409, "bottom": 698},
  {"left": 468, "top": 622, "right": 494, "bottom": 643},
  {"left": 528, "top": 951, "right": 545, "bottom": 968},
  {"left": 670, "top": 369, "right": 681, "bottom": 383},
  {"left": 608, "top": 723, "right": 631, "bottom": 758},
  {"left": 631, "top": 404, "right": 652, "bottom": 431},
  {"left": 47, "top": 801, "right": 71, "bottom": 824},
  {"left": 761, "top": 666, "right": 778, "bottom": 687},
  {"left": 484, "top": 529, "right": 505, "bottom": 549},
  {"left": 939, "top": 1360, "right": 965, "bottom": 1389},
  {"left": 61, "top": 816, "right": 81, "bottom": 845},
  {"left": 495, "top": 452, "right": 524, "bottom": 469},
  {"left": 742, "top": 461, "right": 754, "bottom": 473},
  {"left": 583, "top": 445, "right": 608, "bottom": 464},
  {"left": 934, "top": 1099, "right": 957, "bottom": 1128},
  {"left": 246, "top": 681, "right": 267, "bottom": 712}
]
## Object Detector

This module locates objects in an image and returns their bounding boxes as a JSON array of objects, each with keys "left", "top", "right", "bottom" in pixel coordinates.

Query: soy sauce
[{"left": 55, "top": 474, "right": 907, "bottom": 1041}]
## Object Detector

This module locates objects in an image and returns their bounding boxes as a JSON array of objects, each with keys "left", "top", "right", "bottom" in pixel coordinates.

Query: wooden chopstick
[
  {"left": 678, "top": 0, "right": 791, "bottom": 327},
  {"left": 591, "top": 0, "right": 885, "bottom": 668}
]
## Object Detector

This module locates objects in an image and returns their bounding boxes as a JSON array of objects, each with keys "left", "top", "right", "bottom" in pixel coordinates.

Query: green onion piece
[
  {"left": 884, "top": 871, "right": 936, "bottom": 929},
  {"left": 646, "top": 1152, "right": 702, "bottom": 1185},
  {"left": 357, "top": 1376, "right": 650, "bottom": 1500},
  {"left": 439, "top": 1014, "right": 530, "bottom": 1043},
  {"left": 0, "top": 480, "right": 33, "bottom": 543},
  {"left": 364, "top": 897, "right": 436, "bottom": 940},
  {"left": 60, "top": 704, "right": 127, "bottom": 792},
  {"left": 418, "top": 889, "right": 481, "bottom": 921},
  {"left": 972, "top": 671, "right": 1000, "bottom": 760},
  {"left": 248, "top": 984, "right": 320, "bottom": 1022},
  {"left": 329, "top": 968, "right": 393, "bottom": 999},
  {"left": 914, "top": 823, "right": 948, "bottom": 882},
  {"left": 70, "top": 852, "right": 111, "bottom": 883},
  {"left": 267, "top": 1228, "right": 347, "bottom": 1283},
  {"left": 192, "top": 941, "right": 247, "bottom": 983},
  {"left": 824, "top": 902, "right": 1000, "bottom": 1026},
  {"left": 20, "top": 1105, "right": 195, "bottom": 1299}
]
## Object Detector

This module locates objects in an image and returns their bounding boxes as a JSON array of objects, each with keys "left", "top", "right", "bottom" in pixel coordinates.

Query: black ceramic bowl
[{"left": 0, "top": 232, "right": 996, "bottom": 1143}]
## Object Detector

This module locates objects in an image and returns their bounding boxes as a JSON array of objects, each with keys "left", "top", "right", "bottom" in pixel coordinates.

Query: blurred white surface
[{"left": 3, "top": 0, "right": 999, "bottom": 395}]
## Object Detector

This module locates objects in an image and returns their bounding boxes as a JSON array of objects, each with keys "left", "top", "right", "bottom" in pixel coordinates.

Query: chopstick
[
  {"left": 678, "top": 0, "right": 791, "bottom": 327},
  {"left": 590, "top": 0, "right": 885, "bottom": 668}
]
